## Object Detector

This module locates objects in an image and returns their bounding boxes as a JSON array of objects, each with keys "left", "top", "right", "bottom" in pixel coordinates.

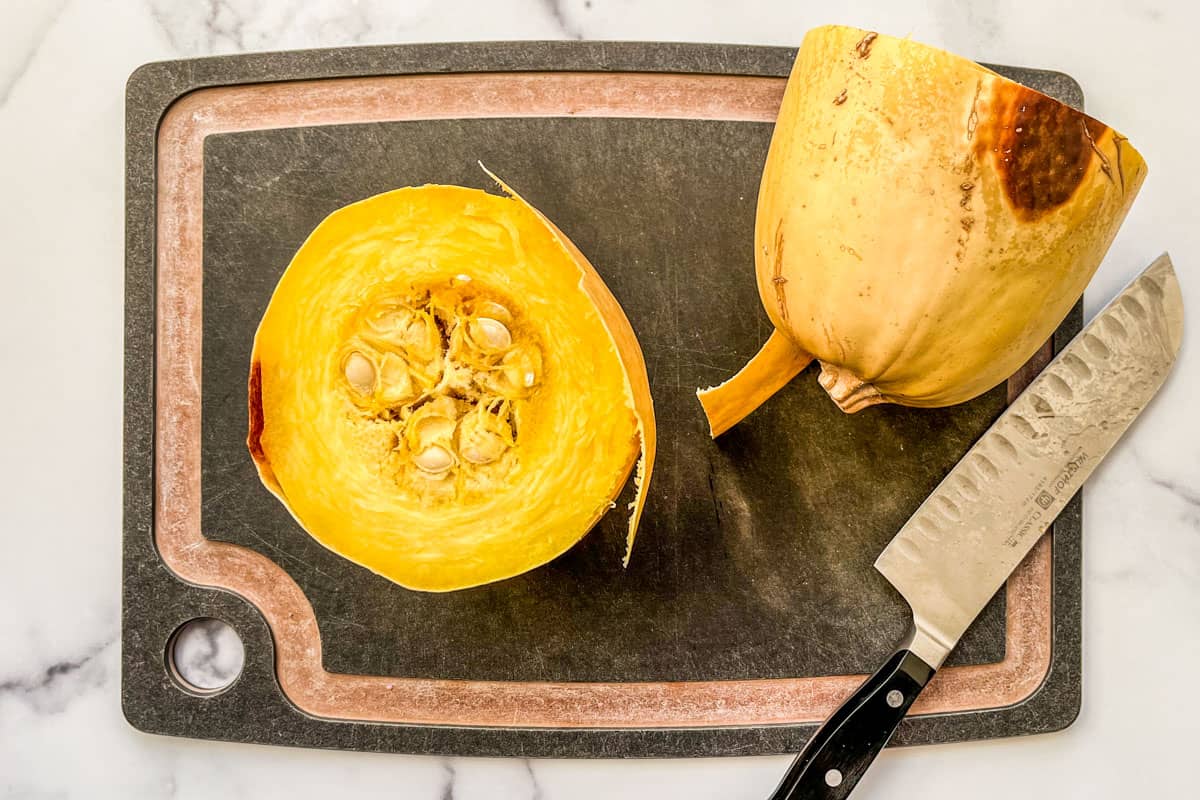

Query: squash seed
[
  {"left": 469, "top": 317, "right": 512, "bottom": 351},
  {"left": 343, "top": 351, "right": 375, "bottom": 395},
  {"left": 413, "top": 445, "right": 454, "bottom": 474}
]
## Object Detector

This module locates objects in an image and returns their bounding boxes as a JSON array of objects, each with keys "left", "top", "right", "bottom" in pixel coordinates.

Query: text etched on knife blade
[{"left": 1003, "top": 448, "right": 1089, "bottom": 548}]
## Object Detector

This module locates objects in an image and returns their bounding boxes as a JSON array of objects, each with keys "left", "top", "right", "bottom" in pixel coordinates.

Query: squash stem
[{"left": 696, "top": 330, "right": 814, "bottom": 437}]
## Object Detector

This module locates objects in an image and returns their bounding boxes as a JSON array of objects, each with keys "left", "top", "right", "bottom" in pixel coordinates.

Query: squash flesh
[{"left": 249, "top": 184, "right": 654, "bottom": 591}]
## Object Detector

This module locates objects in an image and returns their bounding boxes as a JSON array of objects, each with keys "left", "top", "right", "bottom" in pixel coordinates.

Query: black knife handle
[{"left": 768, "top": 649, "right": 936, "bottom": 800}]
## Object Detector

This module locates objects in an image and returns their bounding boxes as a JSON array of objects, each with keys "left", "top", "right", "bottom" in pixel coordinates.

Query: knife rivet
[
  {"left": 886, "top": 689, "right": 904, "bottom": 708},
  {"left": 825, "top": 769, "right": 843, "bottom": 787}
]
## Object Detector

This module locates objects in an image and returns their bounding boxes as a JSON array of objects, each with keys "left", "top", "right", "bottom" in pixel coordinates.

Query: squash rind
[{"left": 701, "top": 25, "right": 1146, "bottom": 433}]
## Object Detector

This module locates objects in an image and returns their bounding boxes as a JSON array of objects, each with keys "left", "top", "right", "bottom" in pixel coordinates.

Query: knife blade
[{"left": 769, "top": 253, "right": 1183, "bottom": 799}]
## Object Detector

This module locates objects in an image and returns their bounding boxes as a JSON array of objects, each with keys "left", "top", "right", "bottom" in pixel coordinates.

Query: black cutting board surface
[
  {"left": 201, "top": 118, "right": 1009, "bottom": 680},
  {"left": 123, "top": 41, "right": 1083, "bottom": 757}
]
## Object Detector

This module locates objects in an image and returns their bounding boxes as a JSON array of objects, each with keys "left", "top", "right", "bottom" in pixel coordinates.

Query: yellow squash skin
[
  {"left": 699, "top": 25, "right": 1145, "bottom": 434},
  {"left": 249, "top": 182, "right": 654, "bottom": 592}
]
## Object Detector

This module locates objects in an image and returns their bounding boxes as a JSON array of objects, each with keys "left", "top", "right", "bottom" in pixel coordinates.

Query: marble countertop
[{"left": 2, "top": 0, "right": 1197, "bottom": 797}]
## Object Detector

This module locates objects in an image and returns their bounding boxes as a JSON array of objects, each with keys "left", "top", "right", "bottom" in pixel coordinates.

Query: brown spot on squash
[
  {"left": 855, "top": 31, "right": 878, "bottom": 58},
  {"left": 247, "top": 359, "right": 281, "bottom": 493},
  {"left": 248, "top": 359, "right": 265, "bottom": 460},
  {"left": 771, "top": 223, "right": 789, "bottom": 323},
  {"left": 978, "top": 84, "right": 1109, "bottom": 220},
  {"left": 965, "top": 81, "right": 983, "bottom": 142},
  {"left": 959, "top": 180, "right": 975, "bottom": 209},
  {"left": 1081, "top": 121, "right": 1115, "bottom": 186},
  {"left": 1112, "top": 133, "right": 1128, "bottom": 192}
]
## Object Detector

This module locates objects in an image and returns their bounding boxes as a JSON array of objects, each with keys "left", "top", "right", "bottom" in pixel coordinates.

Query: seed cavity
[
  {"left": 366, "top": 305, "right": 413, "bottom": 335},
  {"left": 376, "top": 353, "right": 415, "bottom": 404},
  {"left": 491, "top": 345, "right": 543, "bottom": 397},
  {"left": 413, "top": 415, "right": 456, "bottom": 446},
  {"left": 474, "top": 300, "right": 513, "bottom": 324},
  {"left": 457, "top": 401, "right": 515, "bottom": 465},
  {"left": 342, "top": 284, "right": 542, "bottom": 497},
  {"left": 368, "top": 304, "right": 441, "bottom": 363}
]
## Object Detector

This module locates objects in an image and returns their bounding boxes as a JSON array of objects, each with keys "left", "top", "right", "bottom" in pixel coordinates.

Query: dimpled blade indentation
[
  {"left": 954, "top": 474, "right": 980, "bottom": 501},
  {"left": 1042, "top": 372, "right": 1074, "bottom": 399}
]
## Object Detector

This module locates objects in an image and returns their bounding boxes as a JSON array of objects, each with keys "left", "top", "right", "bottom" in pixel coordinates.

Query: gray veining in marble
[
  {"left": 0, "top": 0, "right": 69, "bottom": 107},
  {"left": 169, "top": 619, "right": 243, "bottom": 692},
  {"left": 0, "top": 637, "right": 114, "bottom": 715}
]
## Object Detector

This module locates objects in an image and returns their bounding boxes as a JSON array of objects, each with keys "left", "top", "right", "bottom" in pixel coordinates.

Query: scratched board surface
[{"left": 199, "top": 116, "right": 1010, "bottom": 682}]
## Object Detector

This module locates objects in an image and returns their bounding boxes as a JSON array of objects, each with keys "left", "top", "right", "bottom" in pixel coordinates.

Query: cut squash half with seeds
[{"left": 248, "top": 175, "right": 655, "bottom": 591}]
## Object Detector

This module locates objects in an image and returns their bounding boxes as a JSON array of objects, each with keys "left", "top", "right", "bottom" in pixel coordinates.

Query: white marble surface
[{"left": 1, "top": 0, "right": 1197, "bottom": 797}]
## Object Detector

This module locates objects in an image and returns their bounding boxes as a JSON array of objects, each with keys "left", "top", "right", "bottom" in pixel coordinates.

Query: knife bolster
[{"left": 903, "top": 616, "right": 955, "bottom": 670}]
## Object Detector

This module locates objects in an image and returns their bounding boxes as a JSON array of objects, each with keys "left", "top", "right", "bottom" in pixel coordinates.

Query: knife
[{"left": 768, "top": 253, "right": 1184, "bottom": 799}]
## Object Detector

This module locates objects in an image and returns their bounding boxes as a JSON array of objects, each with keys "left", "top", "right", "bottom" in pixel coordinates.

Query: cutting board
[{"left": 122, "top": 41, "right": 1083, "bottom": 757}]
